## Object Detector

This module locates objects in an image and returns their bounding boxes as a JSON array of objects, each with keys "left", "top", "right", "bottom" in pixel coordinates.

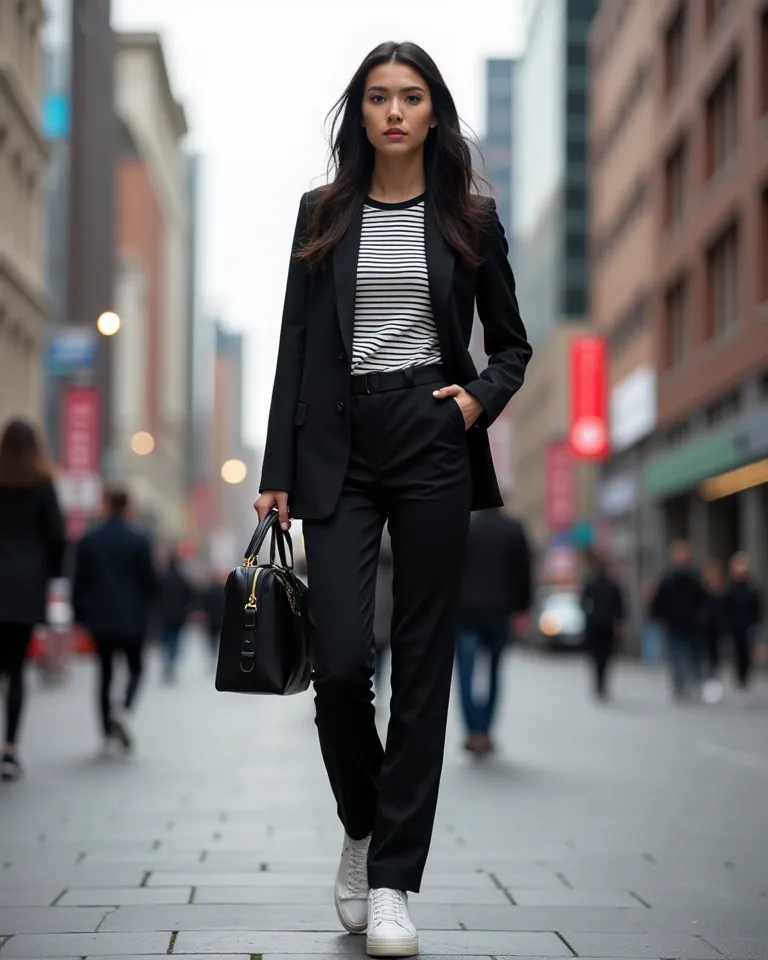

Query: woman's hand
[
  {"left": 432, "top": 385, "right": 485, "bottom": 430},
  {"left": 253, "top": 491, "right": 291, "bottom": 531}
]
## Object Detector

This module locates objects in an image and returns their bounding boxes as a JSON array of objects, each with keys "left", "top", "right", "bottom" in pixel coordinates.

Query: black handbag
[{"left": 215, "top": 509, "right": 311, "bottom": 695}]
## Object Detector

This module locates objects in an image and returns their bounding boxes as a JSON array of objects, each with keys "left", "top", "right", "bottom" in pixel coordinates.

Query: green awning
[{"left": 644, "top": 429, "right": 741, "bottom": 499}]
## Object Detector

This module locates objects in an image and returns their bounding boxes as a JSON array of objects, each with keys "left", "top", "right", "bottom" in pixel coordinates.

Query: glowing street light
[
  {"left": 131, "top": 431, "right": 155, "bottom": 456},
  {"left": 97, "top": 311, "right": 121, "bottom": 336},
  {"left": 221, "top": 458, "right": 247, "bottom": 484}
]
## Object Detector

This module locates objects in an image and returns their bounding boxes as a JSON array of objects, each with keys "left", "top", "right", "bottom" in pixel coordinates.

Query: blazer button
[
  {"left": 338, "top": 352, "right": 345, "bottom": 361},
  {"left": 335, "top": 401, "right": 345, "bottom": 414}
]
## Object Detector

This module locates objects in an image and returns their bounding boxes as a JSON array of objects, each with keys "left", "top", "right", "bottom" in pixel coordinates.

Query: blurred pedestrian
[
  {"left": 373, "top": 528, "right": 393, "bottom": 695},
  {"left": 199, "top": 570, "right": 226, "bottom": 662},
  {"left": 701, "top": 560, "right": 725, "bottom": 704},
  {"left": 580, "top": 554, "right": 625, "bottom": 701},
  {"left": 255, "top": 40, "right": 531, "bottom": 955},
  {"left": 158, "top": 548, "right": 195, "bottom": 684},
  {"left": 455, "top": 509, "right": 531, "bottom": 754},
  {"left": 0, "top": 420, "right": 66, "bottom": 781},
  {"left": 720, "top": 552, "right": 763, "bottom": 694},
  {"left": 650, "top": 540, "right": 708, "bottom": 701},
  {"left": 73, "top": 488, "right": 158, "bottom": 754}
]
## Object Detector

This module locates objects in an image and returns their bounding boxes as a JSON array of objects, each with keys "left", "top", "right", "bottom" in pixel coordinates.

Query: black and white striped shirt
[{"left": 351, "top": 195, "right": 442, "bottom": 374}]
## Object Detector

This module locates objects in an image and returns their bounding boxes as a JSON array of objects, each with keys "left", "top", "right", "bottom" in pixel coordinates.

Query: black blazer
[
  {"left": 73, "top": 516, "right": 158, "bottom": 638},
  {"left": 260, "top": 189, "right": 532, "bottom": 520},
  {"left": 0, "top": 480, "right": 66, "bottom": 625}
]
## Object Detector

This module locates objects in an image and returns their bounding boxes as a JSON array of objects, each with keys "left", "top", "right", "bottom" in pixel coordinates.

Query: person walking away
[
  {"left": 373, "top": 528, "right": 393, "bottom": 697},
  {"left": 254, "top": 41, "right": 531, "bottom": 957},
  {"left": 650, "top": 540, "right": 708, "bottom": 701},
  {"left": 158, "top": 549, "right": 195, "bottom": 684},
  {"left": 580, "top": 554, "right": 625, "bottom": 701},
  {"left": 701, "top": 560, "right": 725, "bottom": 704},
  {"left": 73, "top": 488, "right": 158, "bottom": 753},
  {"left": 455, "top": 508, "right": 531, "bottom": 754},
  {"left": 199, "top": 570, "right": 226, "bottom": 663},
  {"left": 720, "top": 552, "right": 763, "bottom": 697},
  {"left": 0, "top": 420, "right": 66, "bottom": 781}
]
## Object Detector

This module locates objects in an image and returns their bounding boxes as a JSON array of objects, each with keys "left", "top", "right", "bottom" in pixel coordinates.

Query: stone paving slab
[
  {"left": 698, "top": 936, "right": 768, "bottom": 960},
  {"left": 173, "top": 930, "right": 571, "bottom": 954},
  {"left": 561, "top": 931, "right": 727, "bottom": 958},
  {"left": 0, "top": 907, "right": 107, "bottom": 934},
  {"left": 0, "top": 932, "right": 172, "bottom": 957},
  {"left": 509, "top": 889, "right": 640, "bottom": 907},
  {"left": 193, "top": 884, "right": 512, "bottom": 905},
  {"left": 58, "top": 887, "right": 193, "bottom": 906},
  {"left": 0, "top": 868, "right": 145, "bottom": 889},
  {"left": 0, "top": 892, "right": 63, "bottom": 909}
]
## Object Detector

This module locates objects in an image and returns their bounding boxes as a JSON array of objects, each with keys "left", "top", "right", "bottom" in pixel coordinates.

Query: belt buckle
[{"left": 366, "top": 372, "right": 381, "bottom": 395}]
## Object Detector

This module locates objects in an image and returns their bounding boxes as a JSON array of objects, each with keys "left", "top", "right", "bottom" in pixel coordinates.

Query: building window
[
  {"left": 664, "top": 139, "right": 688, "bottom": 227},
  {"left": 664, "top": 3, "right": 688, "bottom": 94},
  {"left": 705, "top": 388, "right": 741, "bottom": 427},
  {"left": 707, "top": 59, "right": 739, "bottom": 177},
  {"left": 664, "top": 277, "right": 689, "bottom": 368},
  {"left": 762, "top": 8, "right": 768, "bottom": 117},
  {"left": 705, "top": 0, "right": 731, "bottom": 30},
  {"left": 707, "top": 222, "right": 740, "bottom": 338}
]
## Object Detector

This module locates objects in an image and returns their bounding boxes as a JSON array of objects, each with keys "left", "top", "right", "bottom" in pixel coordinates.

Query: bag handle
[
  {"left": 243, "top": 509, "right": 278, "bottom": 566},
  {"left": 243, "top": 509, "right": 295, "bottom": 569}
]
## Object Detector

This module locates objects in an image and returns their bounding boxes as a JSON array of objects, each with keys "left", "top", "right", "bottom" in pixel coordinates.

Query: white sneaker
[
  {"left": 334, "top": 833, "right": 370, "bottom": 934},
  {"left": 367, "top": 887, "right": 419, "bottom": 957}
]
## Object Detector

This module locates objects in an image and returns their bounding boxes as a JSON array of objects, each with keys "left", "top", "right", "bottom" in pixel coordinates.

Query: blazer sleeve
[
  {"left": 259, "top": 193, "right": 311, "bottom": 494},
  {"left": 463, "top": 199, "right": 532, "bottom": 426}
]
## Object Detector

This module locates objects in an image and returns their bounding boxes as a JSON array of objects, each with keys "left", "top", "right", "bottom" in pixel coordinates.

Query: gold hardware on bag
[{"left": 245, "top": 567, "right": 262, "bottom": 609}]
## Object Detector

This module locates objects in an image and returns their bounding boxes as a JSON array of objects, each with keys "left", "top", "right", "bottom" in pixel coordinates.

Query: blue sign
[
  {"left": 46, "top": 330, "right": 97, "bottom": 376},
  {"left": 42, "top": 93, "right": 70, "bottom": 140}
]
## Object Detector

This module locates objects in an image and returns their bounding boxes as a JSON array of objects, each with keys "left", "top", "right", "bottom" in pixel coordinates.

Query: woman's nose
[{"left": 388, "top": 100, "right": 403, "bottom": 122}]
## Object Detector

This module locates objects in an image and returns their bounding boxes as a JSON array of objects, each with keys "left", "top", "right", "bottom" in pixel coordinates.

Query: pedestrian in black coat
[
  {"left": 157, "top": 551, "right": 195, "bottom": 683},
  {"left": 0, "top": 420, "right": 66, "bottom": 780},
  {"left": 581, "top": 555, "right": 625, "bottom": 701},
  {"left": 720, "top": 552, "right": 763, "bottom": 691},
  {"left": 455, "top": 509, "right": 532, "bottom": 754},
  {"left": 73, "top": 488, "right": 158, "bottom": 752}
]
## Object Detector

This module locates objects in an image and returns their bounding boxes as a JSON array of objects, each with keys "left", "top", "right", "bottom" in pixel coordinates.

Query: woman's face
[{"left": 361, "top": 61, "right": 435, "bottom": 157}]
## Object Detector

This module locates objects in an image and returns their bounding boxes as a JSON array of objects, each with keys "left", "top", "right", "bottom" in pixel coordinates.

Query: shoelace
[
  {"left": 347, "top": 838, "right": 369, "bottom": 896},
  {"left": 371, "top": 887, "right": 406, "bottom": 925}
]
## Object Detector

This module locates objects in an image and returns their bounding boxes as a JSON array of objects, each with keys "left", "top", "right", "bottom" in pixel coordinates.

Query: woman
[
  {"left": 255, "top": 41, "right": 530, "bottom": 957},
  {"left": 0, "top": 420, "right": 66, "bottom": 780}
]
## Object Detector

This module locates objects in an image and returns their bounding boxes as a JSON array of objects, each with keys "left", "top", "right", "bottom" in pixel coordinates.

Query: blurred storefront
[
  {"left": 646, "top": 0, "right": 768, "bottom": 582},
  {"left": 0, "top": 0, "right": 48, "bottom": 426}
]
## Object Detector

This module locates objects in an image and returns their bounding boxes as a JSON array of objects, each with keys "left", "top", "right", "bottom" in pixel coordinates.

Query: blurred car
[{"left": 532, "top": 589, "right": 585, "bottom": 651}]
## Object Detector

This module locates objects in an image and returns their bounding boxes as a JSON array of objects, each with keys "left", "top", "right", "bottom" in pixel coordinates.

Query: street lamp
[
  {"left": 131, "top": 431, "right": 155, "bottom": 456},
  {"left": 221, "top": 458, "right": 247, "bottom": 484},
  {"left": 97, "top": 311, "right": 121, "bottom": 336}
]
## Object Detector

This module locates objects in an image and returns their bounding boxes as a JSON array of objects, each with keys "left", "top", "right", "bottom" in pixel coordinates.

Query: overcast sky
[{"left": 112, "top": 0, "right": 524, "bottom": 446}]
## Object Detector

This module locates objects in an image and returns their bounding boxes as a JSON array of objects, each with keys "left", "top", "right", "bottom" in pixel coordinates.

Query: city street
[{"left": 1, "top": 638, "right": 767, "bottom": 960}]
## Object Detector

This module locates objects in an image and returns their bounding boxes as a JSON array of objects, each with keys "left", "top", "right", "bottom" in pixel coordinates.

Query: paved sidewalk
[{"left": 1, "top": 635, "right": 767, "bottom": 959}]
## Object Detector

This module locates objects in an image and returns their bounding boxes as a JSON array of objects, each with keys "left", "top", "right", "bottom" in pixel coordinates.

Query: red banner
[
  {"left": 545, "top": 440, "right": 573, "bottom": 531},
  {"left": 62, "top": 387, "right": 100, "bottom": 472},
  {"left": 569, "top": 336, "right": 609, "bottom": 460}
]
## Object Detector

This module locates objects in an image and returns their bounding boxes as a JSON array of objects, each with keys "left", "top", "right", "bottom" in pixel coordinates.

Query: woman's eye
[
  {"left": 370, "top": 95, "right": 386, "bottom": 104},
  {"left": 406, "top": 96, "right": 422, "bottom": 105}
]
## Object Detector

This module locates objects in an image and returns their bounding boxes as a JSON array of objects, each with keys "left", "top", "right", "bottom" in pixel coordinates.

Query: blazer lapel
[
  {"left": 332, "top": 207, "right": 363, "bottom": 360},
  {"left": 424, "top": 199, "right": 455, "bottom": 336}
]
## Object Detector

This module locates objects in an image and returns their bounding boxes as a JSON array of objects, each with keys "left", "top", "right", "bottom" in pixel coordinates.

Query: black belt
[{"left": 350, "top": 364, "right": 446, "bottom": 395}]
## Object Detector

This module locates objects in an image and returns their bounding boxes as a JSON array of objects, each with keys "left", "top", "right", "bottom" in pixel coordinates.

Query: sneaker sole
[
  {"left": 334, "top": 893, "right": 367, "bottom": 935},
  {"left": 366, "top": 933, "right": 419, "bottom": 957}
]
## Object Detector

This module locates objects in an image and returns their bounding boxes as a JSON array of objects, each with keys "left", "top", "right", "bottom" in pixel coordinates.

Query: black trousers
[
  {"left": 303, "top": 375, "right": 472, "bottom": 893},
  {"left": 732, "top": 630, "right": 752, "bottom": 689},
  {"left": 93, "top": 634, "right": 145, "bottom": 738},
  {"left": 586, "top": 626, "right": 615, "bottom": 698},
  {"left": 0, "top": 622, "right": 33, "bottom": 746}
]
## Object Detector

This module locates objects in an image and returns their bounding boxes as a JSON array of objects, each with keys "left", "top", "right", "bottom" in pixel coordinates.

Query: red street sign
[
  {"left": 569, "top": 336, "right": 609, "bottom": 460},
  {"left": 545, "top": 440, "right": 574, "bottom": 530},
  {"left": 62, "top": 387, "right": 100, "bottom": 472}
]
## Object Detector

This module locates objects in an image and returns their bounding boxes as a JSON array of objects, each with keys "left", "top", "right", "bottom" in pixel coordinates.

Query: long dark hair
[
  {"left": 299, "top": 41, "right": 490, "bottom": 271},
  {"left": 0, "top": 419, "right": 54, "bottom": 489}
]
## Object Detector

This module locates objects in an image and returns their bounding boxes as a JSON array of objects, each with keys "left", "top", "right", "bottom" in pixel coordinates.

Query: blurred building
[
  {"left": 0, "top": 0, "right": 49, "bottom": 425},
  {"left": 484, "top": 58, "right": 516, "bottom": 254},
  {"left": 209, "top": 322, "right": 260, "bottom": 570},
  {"left": 112, "top": 32, "right": 190, "bottom": 542},
  {"left": 511, "top": 0, "right": 600, "bottom": 565},
  {"left": 643, "top": 0, "right": 768, "bottom": 583},
  {"left": 589, "top": 1, "right": 658, "bottom": 624}
]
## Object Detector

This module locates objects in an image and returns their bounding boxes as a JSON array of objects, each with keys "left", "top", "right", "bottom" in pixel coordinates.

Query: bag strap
[
  {"left": 269, "top": 525, "right": 294, "bottom": 569},
  {"left": 243, "top": 509, "right": 278, "bottom": 566}
]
